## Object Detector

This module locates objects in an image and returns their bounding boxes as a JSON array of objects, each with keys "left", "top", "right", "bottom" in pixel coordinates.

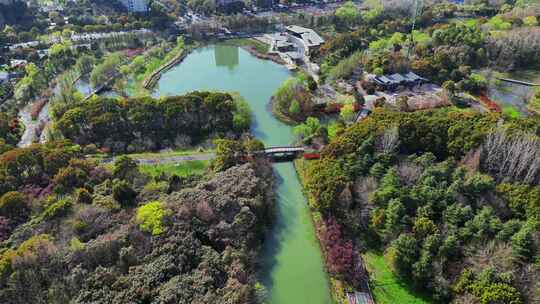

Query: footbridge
[
  {"left": 496, "top": 77, "right": 540, "bottom": 87},
  {"left": 260, "top": 146, "right": 306, "bottom": 162}
]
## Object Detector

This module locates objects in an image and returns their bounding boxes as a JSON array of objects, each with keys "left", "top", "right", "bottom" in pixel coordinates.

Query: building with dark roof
[{"left": 372, "top": 71, "right": 427, "bottom": 90}]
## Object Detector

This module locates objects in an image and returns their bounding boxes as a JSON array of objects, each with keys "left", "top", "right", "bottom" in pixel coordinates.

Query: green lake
[{"left": 155, "top": 44, "right": 333, "bottom": 304}]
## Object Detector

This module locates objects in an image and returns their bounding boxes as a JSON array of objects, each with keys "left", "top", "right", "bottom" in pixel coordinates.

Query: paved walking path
[{"left": 100, "top": 152, "right": 215, "bottom": 164}]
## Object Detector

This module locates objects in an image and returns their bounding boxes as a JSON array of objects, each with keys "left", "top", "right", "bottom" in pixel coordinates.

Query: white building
[
  {"left": 285, "top": 25, "right": 325, "bottom": 53},
  {"left": 121, "top": 0, "right": 148, "bottom": 13}
]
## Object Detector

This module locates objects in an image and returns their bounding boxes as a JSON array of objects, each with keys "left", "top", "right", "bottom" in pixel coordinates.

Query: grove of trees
[
  {"left": 53, "top": 91, "right": 251, "bottom": 152},
  {"left": 301, "top": 108, "right": 540, "bottom": 303},
  {"left": 0, "top": 137, "right": 275, "bottom": 303}
]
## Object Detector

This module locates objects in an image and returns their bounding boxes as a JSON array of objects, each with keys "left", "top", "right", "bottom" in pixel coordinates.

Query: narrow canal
[{"left": 154, "top": 44, "right": 333, "bottom": 304}]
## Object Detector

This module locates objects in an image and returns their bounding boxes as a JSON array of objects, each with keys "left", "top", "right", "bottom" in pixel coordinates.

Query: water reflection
[{"left": 214, "top": 44, "right": 239, "bottom": 70}]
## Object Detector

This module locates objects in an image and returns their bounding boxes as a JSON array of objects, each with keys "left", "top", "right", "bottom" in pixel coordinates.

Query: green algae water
[{"left": 155, "top": 44, "right": 332, "bottom": 304}]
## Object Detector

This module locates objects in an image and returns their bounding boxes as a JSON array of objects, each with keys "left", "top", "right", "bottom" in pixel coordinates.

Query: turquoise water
[{"left": 154, "top": 44, "right": 332, "bottom": 304}]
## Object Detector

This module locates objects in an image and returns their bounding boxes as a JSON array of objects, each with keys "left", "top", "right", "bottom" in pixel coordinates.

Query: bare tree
[
  {"left": 377, "top": 125, "right": 400, "bottom": 154},
  {"left": 482, "top": 128, "right": 540, "bottom": 184},
  {"left": 487, "top": 27, "right": 540, "bottom": 71}
]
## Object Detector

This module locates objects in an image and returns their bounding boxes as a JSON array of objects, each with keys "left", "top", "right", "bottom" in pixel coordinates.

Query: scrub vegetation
[{"left": 0, "top": 139, "right": 274, "bottom": 303}]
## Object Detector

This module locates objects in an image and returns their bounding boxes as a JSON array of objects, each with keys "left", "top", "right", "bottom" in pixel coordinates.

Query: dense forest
[
  {"left": 0, "top": 138, "right": 273, "bottom": 303},
  {"left": 52, "top": 91, "right": 251, "bottom": 152},
  {"left": 300, "top": 108, "right": 540, "bottom": 303}
]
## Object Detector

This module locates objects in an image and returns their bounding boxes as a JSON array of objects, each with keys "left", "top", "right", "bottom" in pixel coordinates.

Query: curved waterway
[{"left": 154, "top": 44, "right": 332, "bottom": 304}]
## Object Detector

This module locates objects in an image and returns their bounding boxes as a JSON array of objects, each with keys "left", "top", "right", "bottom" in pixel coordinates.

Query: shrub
[
  {"left": 463, "top": 173, "right": 494, "bottom": 195},
  {"left": 113, "top": 156, "right": 139, "bottom": 180},
  {"left": 0, "top": 216, "right": 10, "bottom": 241},
  {"left": 212, "top": 139, "right": 245, "bottom": 172},
  {"left": 321, "top": 217, "right": 363, "bottom": 285},
  {"left": 478, "top": 283, "right": 522, "bottom": 304},
  {"left": 232, "top": 94, "right": 252, "bottom": 132},
  {"left": 69, "top": 237, "right": 85, "bottom": 252},
  {"left": 496, "top": 183, "right": 540, "bottom": 221},
  {"left": 454, "top": 268, "right": 523, "bottom": 304},
  {"left": 136, "top": 201, "right": 167, "bottom": 236},
  {"left": 391, "top": 234, "right": 419, "bottom": 278},
  {"left": 41, "top": 199, "right": 73, "bottom": 220},
  {"left": 467, "top": 206, "right": 502, "bottom": 240},
  {"left": 83, "top": 144, "right": 98, "bottom": 154},
  {"left": 0, "top": 234, "right": 54, "bottom": 281},
  {"left": 112, "top": 180, "right": 137, "bottom": 206},
  {"left": 383, "top": 198, "right": 406, "bottom": 239},
  {"left": 305, "top": 159, "right": 348, "bottom": 211},
  {"left": 496, "top": 219, "right": 522, "bottom": 241},
  {"left": 76, "top": 188, "right": 93, "bottom": 205},
  {"left": 293, "top": 117, "right": 322, "bottom": 144},
  {"left": 511, "top": 225, "right": 534, "bottom": 260},
  {"left": 413, "top": 217, "right": 438, "bottom": 238},
  {"left": 0, "top": 191, "right": 28, "bottom": 218},
  {"left": 53, "top": 166, "right": 88, "bottom": 193}
]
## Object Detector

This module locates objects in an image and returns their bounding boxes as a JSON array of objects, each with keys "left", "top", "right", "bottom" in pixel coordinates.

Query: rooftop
[
  {"left": 300, "top": 31, "right": 324, "bottom": 47},
  {"left": 285, "top": 25, "right": 312, "bottom": 34},
  {"left": 276, "top": 40, "right": 294, "bottom": 48},
  {"left": 285, "top": 25, "right": 325, "bottom": 47},
  {"left": 373, "top": 71, "right": 428, "bottom": 86}
]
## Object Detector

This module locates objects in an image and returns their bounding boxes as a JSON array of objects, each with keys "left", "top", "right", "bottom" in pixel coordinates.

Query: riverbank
[
  {"left": 270, "top": 96, "right": 301, "bottom": 126},
  {"left": 225, "top": 38, "right": 287, "bottom": 65},
  {"left": 142, "top": 48, "right": 190, "bottom": 90},
  {"left": 294, "top": 158, "right": 350, "bottom": 303}
]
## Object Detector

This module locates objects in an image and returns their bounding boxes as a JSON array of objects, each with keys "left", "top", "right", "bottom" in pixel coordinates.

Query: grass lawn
[
  {"left": 139, "top": 160, "right": 209, "bottom": 177},
  {"left": 363, "top": 251, "right": 431, "bottom": 304},
  {"left": 125, "top": 148, "right": 213, "bottom": 160},
  {"left": 502, "top": 105, "right": 521, "bottom": 118}
]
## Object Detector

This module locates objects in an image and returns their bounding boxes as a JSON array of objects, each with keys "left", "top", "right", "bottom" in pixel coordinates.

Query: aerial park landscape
[{"left": 0, "top": 0, "right": 539, "bottom": 303}]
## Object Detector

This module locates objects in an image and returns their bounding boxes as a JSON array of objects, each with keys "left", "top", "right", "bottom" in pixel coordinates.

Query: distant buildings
[
  {"left": 10, "top": 59, "right": 27, "bottom": 69},
  {"left": 121, "top": 0, "right": 148, "bottom": 13},
  {"left": 216, "top": 0, "right": 236, "bottom": 7},
  {"left": 0, "top": 72, "right": 9, "bottom": 84}
]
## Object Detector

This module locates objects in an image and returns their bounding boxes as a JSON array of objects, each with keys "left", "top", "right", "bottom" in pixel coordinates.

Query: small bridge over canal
[
  {"left": 98, "top": 146, "right": 317, "bottom": 165},
  {"left": 260, "top": 146, "right": 307, "bottom": 162},
  {"left": 496, "top": 77, "right": 540, "bottom": 87}
]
